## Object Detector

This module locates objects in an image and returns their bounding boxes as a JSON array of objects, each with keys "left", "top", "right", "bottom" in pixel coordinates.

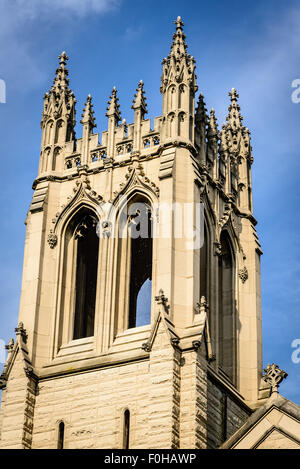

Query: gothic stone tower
[{"left": 0, "top": 17, "right": 272, "bottom": 449}]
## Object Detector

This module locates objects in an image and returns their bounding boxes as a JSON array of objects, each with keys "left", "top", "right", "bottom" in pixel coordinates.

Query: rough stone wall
[
  {"left": 207, "top": 377, "right": 250, "bottom": 449},
  {"left": 147, "top": 321, "right": 180, "bottom": 449},
  {"left": 180, "top": 351, "right": 208, "bottom": 449},
  {"left": 0, "top": 351, "right": 36, "bottom": 449},
  {"left": 32, "top": 361, "right": 150, "bottom": 449}
]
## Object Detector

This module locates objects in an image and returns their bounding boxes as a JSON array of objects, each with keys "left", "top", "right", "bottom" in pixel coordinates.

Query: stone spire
[
  {"left": 160, "top": 17, "right": 197, "bottom": 143},
  {"left": 161, "top": 16, "right": 197, "bottom": 94},
  {"left": 39, "top": 51, "right": 76, "bottom": 175},
  {"left": 169, "top": 16, "right": 188, "bottom": 63},
  {"left": 132, "top": 80, "right": 147, "bottom": 119},
  {"left": 222, "top": 88, "right": 253, "bottom": 209},
  {"left": 81, "top": 94, "right": 96, "bottom": 133},
  {"left": 225, "top": 88, "right": 244, "bottom": 157},
  {"left": 106, "top": 86, "right": 121, "bottom": 124},
  {"left": 51, "top": 51, "right": 70, "bottom": 94}
]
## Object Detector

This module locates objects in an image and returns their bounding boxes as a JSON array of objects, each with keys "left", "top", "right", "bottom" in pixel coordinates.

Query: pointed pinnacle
[
  {"left": 132, "top": 79, "right": 147, "bottom": 117},
  {"left": 80, "top": 94, "right": 96, "bottom": 129},
  {"left": 226, "top": 87, "right": 243, "bottom": 129},
  {"left": 207, "top": 108, "right": 219, "bottom": 138},
  {"left": 195, "top": 92, "right": 208, "bottom": 124},
  {"left": 106, "top": 86, "right": 121, "bottom": 123},
  {"left": 170, "top": 15, "right": 188, "bottom": 58},
  {"left": 52, "top": 50, "right": 70, "bottom": 94}
]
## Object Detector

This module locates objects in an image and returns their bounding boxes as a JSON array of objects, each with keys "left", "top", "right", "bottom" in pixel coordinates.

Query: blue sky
[{"left": 0, "top": 0, "right": 299, "bottom": 405}]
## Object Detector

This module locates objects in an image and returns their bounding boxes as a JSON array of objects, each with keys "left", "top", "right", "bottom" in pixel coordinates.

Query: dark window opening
[
  {"left": 200, "top": 223, "right": 208, "bottom": 300},
  {"left": 123, "top": 410, "right": 130, "bottom": 449},
  {"left": 128, "top": 209, "right": 153, "bottom": 328},
  {"left": 73, "top": 214, "right": 99, "bottom": 340},
  {"left": 57, "top": 421, "right": 65, "bottom": 449},
  {"left": 218, "top": 231, "right": 235, "bottom": 382}
]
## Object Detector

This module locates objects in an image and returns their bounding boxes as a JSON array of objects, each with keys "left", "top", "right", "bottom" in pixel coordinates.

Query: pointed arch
[
  {"left": 58, "top": 205, "right": 101, "bottom": 346},
  {"left": 114, "top": 191, "right": 155, "bottom": 334},
  {"left": 45, "top": 119, "right": 54, "bottom": 146},
  {"left": 218, "top": 229, "right": 236, "bottom": 383},
  {"left": 55, "top": 119, "right": 65, "bottom": 144},
  {"left": 42, "top": 147, "right": 51, "bottom": 172}
]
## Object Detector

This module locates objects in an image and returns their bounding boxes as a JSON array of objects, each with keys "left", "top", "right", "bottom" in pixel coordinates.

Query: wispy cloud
[
  {"left": 0, "top": 0, "right": 121, "bottom": 19},
  {"left": 235, "top": 5, "right": 300, "bottom": 117},
  {"left": 123, "top": 24, "right": 144, "bottom": 42},
  {"left": 0, "top": 0, "right": 122, "bottom": 90}
]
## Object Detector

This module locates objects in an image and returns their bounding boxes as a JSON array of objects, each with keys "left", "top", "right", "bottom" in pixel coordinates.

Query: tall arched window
[
  {"left": 128, "top": 200, "right": 153, "bottom": 328},
  {"left": 115, "top": 195, "right": 153, "bottom": 333},
  {"left": 73, "top": 214, "right": 99, "bottom": 339},
  {"left": 200, "top": 222, "right": 209, "bottom": 301},
  {"left": 59, "top": 208, "right": 99, "bottom": 346},
  {"left": 218, "top": 231, "right": 235, "bottom": 383}
]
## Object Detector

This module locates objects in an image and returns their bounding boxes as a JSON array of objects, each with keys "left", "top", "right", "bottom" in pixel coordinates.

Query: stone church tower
[{"left": 1, "top": 17, "right": 299, "bottom": 450}]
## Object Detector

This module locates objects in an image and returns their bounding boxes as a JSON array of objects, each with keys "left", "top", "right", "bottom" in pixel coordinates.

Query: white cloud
[
  {"left": 0, "top": 0, "right": 121, "bottom": 19},
  {"left": 0, "top": 0, "right": 122, "bottom": 90}
]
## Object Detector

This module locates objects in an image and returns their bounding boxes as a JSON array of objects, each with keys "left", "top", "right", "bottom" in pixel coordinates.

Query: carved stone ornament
[
  {"left": 262, "top": 363, "right": 288, "bottom": 395},
  {"left": 47, "top": 230, "right": 58, "bottom": 249},
  {"left": 192, "top": 340, "right": 201, "bottom": 351},
  {"left": 15, "top": 322, "right": 28, "bottom": 343},
  {"left": 155, "top": 289, "right": 170, "bottom": 315},
  {"left": 213, "top": 242, "right": 222, "bottom": 256},
  {"left": 238, "top": 266, "right": 248, "bottom": 283},
  {"left": 141, "top": 342, "right": 151, "bottom": 352}
]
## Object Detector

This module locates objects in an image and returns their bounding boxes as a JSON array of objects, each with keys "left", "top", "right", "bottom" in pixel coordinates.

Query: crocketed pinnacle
[
  {"left": 161, "top": 16, "right": 197, "bottom": 93},
  {"left": 207, "top": 108, "right": 219, "bottom": 139},
  {"left": 41, "top": 51, "right": 76, "bottom": 127},
  {"left": 170, "top": 16, "right": 188, "bottom": 60},
  {"left": 80, "top": 94, "right": 96, "bottom": 131},
  {"left": 222, "top": 88, "right": 252, "bottom": 160},
  {"left": 106, "top": 86, "right": 121, "bottom": 124},
  {"left": 132, "top": 80, "right": 147, "bottom": 119},
  {"left": 195, "top": 93, "right": 208, "bottom": 126},
  {"left": 226, "top": 88, "right": 243, "bottom": 132},
  {"left": 51, "top": 51, "right": 70, "bottom": 94}
]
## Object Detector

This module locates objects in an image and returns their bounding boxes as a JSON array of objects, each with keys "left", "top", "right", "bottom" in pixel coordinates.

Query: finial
[
  {"left": 229, "top": 87, "right": 239, "bottom": 103},
  {"left": 175, "top": 16, "right": 184, "bottom": 30},
  {"left": 59, "top": 51, "right": 69, "bottom": 66},
  {"left": 15, "top": 322, "right": 27, "bottom": 343},
  {"left": 262, "top": 363, "right": 288, "bottom": 396}
]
